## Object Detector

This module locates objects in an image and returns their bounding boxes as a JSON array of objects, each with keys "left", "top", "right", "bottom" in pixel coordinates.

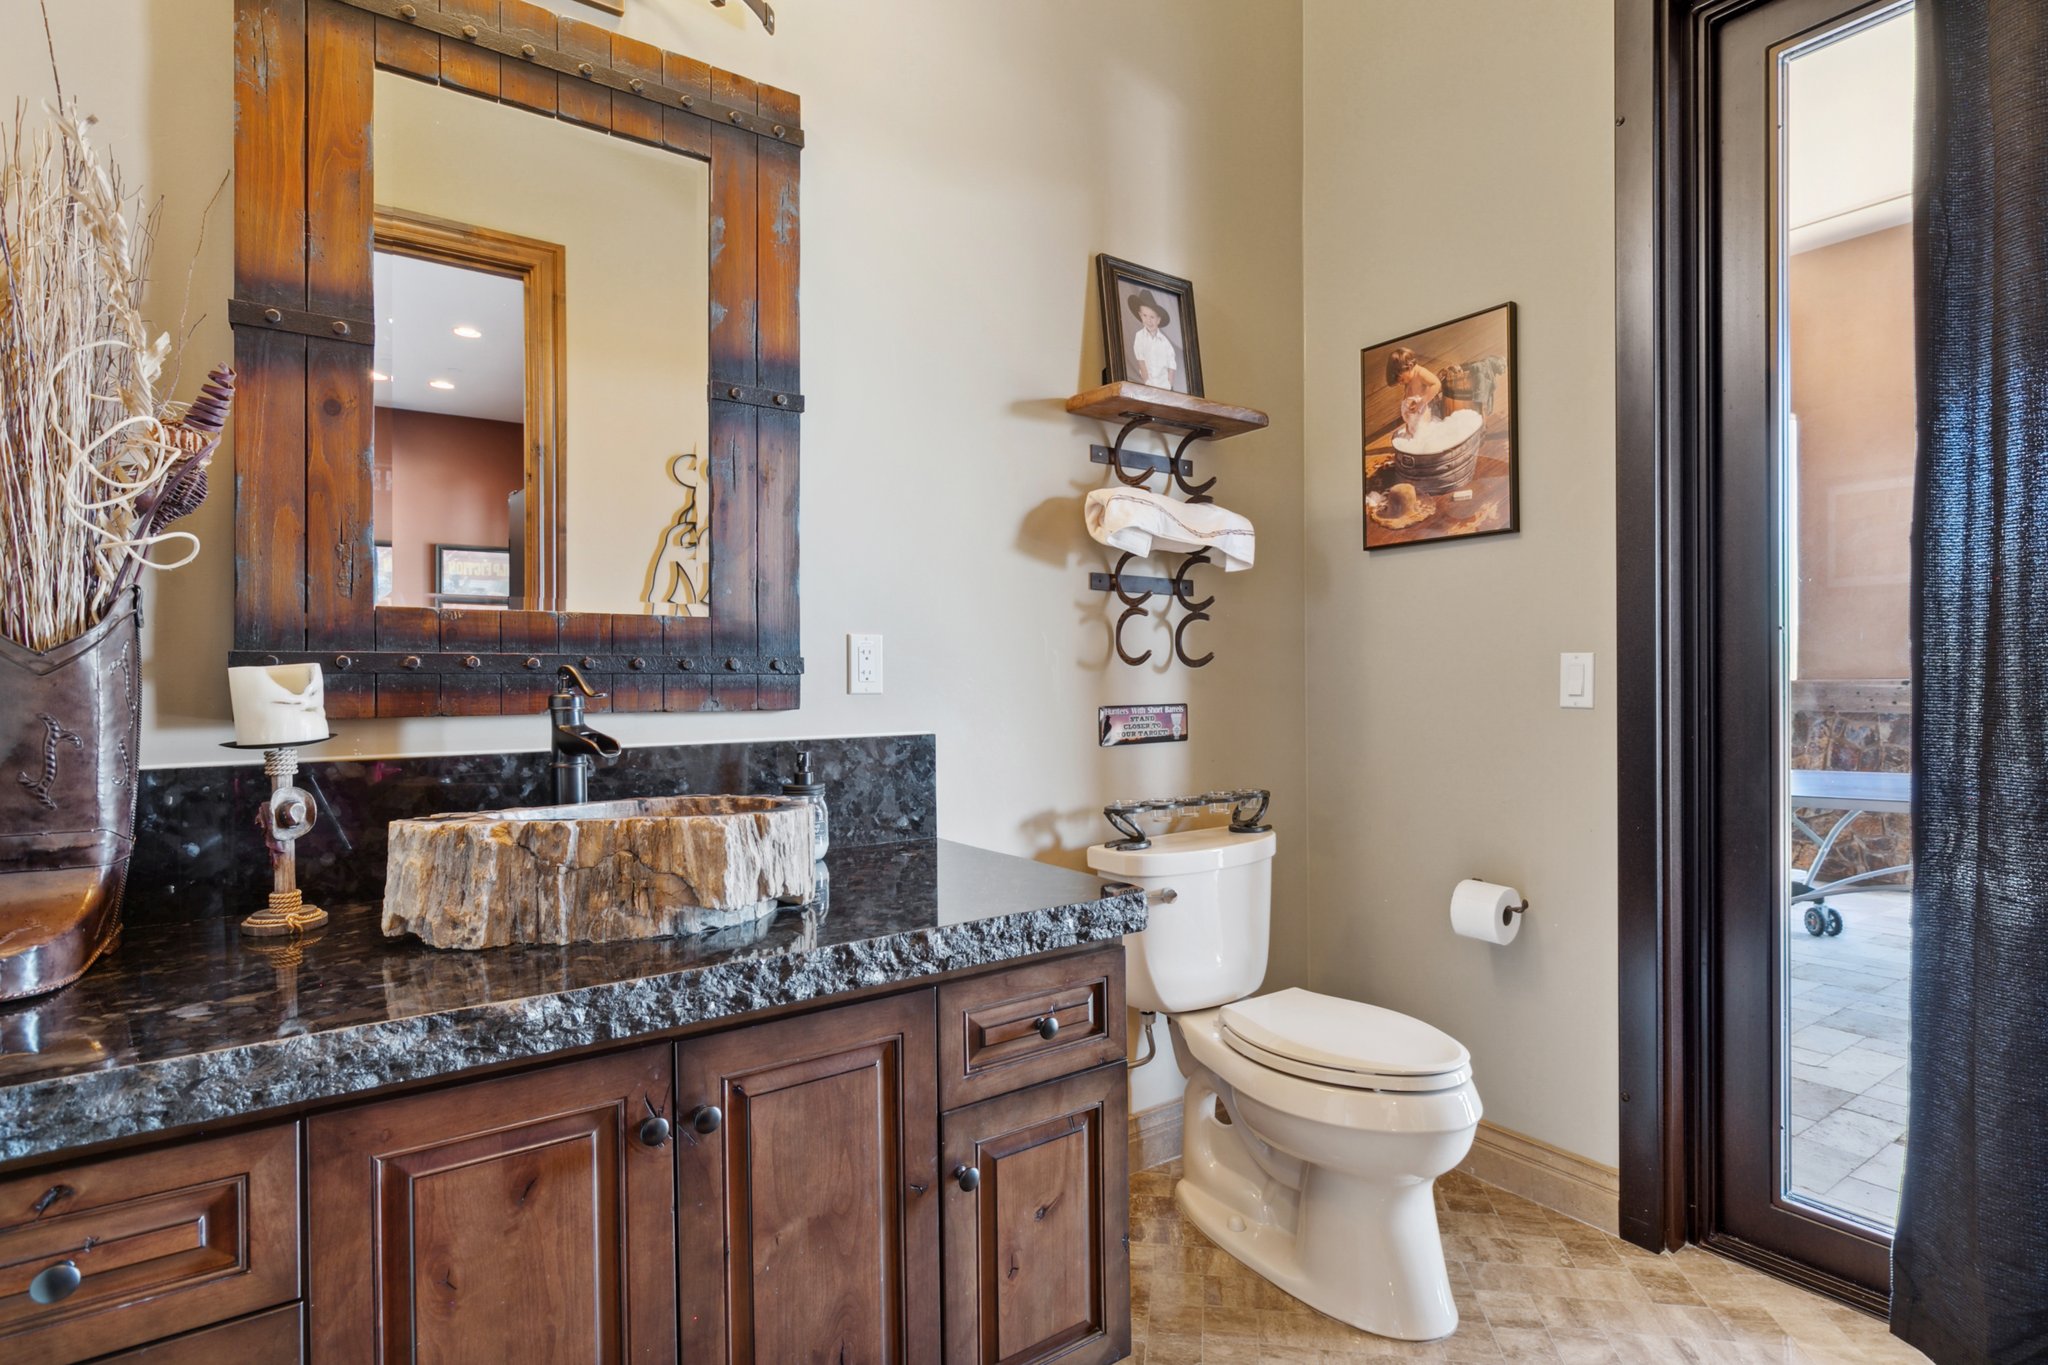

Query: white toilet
[{"left": 1089, "top": 826, "right": 1481, "bottom": 1341}]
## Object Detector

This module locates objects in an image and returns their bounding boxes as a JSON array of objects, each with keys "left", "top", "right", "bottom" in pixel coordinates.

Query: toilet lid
[{"left": 1219, "top": 989, "right": 1472, "bottom": 1091}]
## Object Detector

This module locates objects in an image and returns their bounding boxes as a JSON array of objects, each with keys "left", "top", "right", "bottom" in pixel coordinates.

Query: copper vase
[{"left": 0, "top": 589, "right": 142, "bottom": 1000}]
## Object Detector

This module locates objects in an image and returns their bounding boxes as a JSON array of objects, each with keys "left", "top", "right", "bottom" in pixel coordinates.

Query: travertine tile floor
[
  {"left": 1787, "top": 890, "right": 1911, "bottom": 1225},
  {"left": 1128, "top": 1160, "right": 1928, "bottom": 1363}
]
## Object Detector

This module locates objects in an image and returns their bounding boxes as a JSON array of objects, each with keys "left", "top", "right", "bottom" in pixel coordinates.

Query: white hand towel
[{"left": 1083, "top": 486, "right": 1256, "bottom": 572}]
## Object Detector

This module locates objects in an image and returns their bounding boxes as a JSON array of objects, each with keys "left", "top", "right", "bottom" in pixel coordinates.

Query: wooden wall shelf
[{"left": 1065, "top": 383, "right": 1269, "bottom": 440}]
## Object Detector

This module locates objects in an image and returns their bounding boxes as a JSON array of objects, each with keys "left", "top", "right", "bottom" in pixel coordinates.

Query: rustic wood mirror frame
[{"left": 230, "top": 0, "right": 803, "bottom": 718}]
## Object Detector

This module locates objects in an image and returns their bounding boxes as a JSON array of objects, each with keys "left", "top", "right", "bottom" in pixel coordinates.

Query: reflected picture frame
[{"left": 434, "top": 543, "right": 513, "bottom": 603}]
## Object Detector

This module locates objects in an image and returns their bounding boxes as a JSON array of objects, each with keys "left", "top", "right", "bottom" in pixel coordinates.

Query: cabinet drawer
[
  {"left": 98, "top": 1304, "right": 303, "bottom": 1363},
  {"left": 939, "top": 945, "right": 1124, "bottom": 1108},
  {"left": 0, "top": 1123, "right": 300, "bottom": 1365}
]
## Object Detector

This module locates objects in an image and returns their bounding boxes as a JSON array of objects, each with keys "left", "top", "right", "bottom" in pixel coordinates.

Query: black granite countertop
[{"left": 0, "top": 841, "right": 1144, "bottom": 1167}]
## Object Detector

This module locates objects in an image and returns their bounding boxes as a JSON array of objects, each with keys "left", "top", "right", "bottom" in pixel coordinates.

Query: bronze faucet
[{"left": 548, "top": 665, "right": 621, "bottom": 805}]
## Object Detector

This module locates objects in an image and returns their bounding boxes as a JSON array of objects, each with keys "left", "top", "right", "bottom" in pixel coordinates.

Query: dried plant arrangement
[
  {"left": 0, "top": 94, "right": 232, "bottom": 653},
  {"left": 0, "top": 10, "right": 241, "bottom": 1002}
]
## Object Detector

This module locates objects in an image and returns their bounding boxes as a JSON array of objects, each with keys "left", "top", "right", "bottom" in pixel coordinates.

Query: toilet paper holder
[
  {"left": 1466, "top": 888, "right": 1531, "bottom": 916},
  {"left": 1484, "top": 886, "right": 1531, "bottom": 917}
]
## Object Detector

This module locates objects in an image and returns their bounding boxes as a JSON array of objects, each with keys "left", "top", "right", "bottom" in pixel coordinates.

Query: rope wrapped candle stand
[{"left": 1068, "top": 383, "right": 1268, "bottom": 669}]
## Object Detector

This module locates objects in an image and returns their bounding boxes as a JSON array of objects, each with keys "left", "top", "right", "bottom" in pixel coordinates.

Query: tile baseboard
[
  {"left": 1129, "top": 1098, "right": 1183, "bottom": 1173},
  {"left": 1459, "top": 1119, "right": 1621, "bottom": 1234},
  {"left": 1126, "top": 1101, "right": 1619, "bottom": 1237}
]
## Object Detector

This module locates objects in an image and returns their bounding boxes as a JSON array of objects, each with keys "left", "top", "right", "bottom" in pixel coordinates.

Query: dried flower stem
[{"left": 0, "top": 95, "right": 225, "bottom": 651}]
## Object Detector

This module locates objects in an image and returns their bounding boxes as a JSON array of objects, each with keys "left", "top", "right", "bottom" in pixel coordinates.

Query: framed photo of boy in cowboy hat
[{"left": 1095, "top": 254, "right": 1205, "bottom": 396}]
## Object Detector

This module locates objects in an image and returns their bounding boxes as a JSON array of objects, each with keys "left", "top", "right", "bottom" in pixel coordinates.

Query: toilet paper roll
[{"left": 1450, "top": 879, "right": 1523, "bottom": 946}]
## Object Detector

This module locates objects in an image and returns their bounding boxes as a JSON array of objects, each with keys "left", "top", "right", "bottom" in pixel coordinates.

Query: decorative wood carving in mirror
[{"left": 231, "top": 0, "right": 802, "bottom": 718}]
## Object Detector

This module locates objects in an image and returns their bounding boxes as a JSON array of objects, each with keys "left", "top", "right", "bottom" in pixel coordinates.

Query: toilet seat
[{"left": 1219, "top": 988, "right": 1473, "bottom": 1093}]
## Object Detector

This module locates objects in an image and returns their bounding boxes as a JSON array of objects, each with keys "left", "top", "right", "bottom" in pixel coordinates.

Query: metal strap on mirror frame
[{"left": 1101, "top": 787, "right": 1270, "bottom": 851}]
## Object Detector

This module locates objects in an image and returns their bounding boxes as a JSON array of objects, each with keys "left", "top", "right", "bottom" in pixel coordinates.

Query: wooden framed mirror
[{"left": 231, "top": 0, "right": 802, "bottom": 717}]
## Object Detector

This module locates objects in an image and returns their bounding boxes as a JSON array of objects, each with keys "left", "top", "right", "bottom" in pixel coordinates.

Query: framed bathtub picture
[
  {"left": 1360, "top": 302, "right": 1518, "bottom": 550},
  {"left": 1096, "top": 254, "right": 1204, "bottom": 396}
]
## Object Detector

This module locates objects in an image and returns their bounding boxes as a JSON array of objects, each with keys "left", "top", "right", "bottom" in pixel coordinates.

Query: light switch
[{"left": 1560, "top": 652, "right": 1594, "bottom": 709}]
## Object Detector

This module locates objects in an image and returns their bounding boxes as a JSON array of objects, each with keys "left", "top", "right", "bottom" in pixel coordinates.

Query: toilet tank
[{"left": 1087, "top": 828, "right": 1274, "bottom": 1015}]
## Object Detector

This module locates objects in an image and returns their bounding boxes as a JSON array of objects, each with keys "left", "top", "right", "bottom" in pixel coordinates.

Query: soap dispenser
[
  {"left": 780, "top": 750, "right": 829, "bottom": 906},
  {"left": 781, "top": 749, "right": 829, "bottom": 860}
]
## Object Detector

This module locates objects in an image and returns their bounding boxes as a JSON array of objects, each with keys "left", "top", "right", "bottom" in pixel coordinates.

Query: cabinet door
[
  {"left": 308, "top": 1044, "right": 676, "bottom": 1364},
  {"left": 940, "top": 1064, "right": 1130, "bottom": 1365},
  {"left": 676, "top": 990, "right": 940, "bottom": 1365}
]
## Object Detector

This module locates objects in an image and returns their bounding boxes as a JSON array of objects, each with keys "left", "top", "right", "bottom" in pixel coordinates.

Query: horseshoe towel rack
[{"left": 1068, "top": 383, "right": 1269, "bottom": 670}]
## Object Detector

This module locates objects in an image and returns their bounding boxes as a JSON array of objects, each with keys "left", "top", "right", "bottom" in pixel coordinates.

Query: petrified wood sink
[{"left": 383, "top": 795, "right": 815, "bottom": 949}]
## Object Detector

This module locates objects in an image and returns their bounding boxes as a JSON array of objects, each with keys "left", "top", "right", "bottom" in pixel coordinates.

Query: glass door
[
  {"left": 1709, "top": 0, "right": 1914, "bottom": 1296},
  {"left": 1778, "top": 5, "right": 1915, "bottom": 1235}
]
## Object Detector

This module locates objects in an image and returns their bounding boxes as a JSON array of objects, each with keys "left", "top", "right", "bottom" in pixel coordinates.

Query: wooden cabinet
[
  {"left": 940, "top": 1064, "right": 1130, "bottom": 1365},
  {"left": 10, "top": 947, "right": 1130, "bottom": 1365},
  {"left": 307, "top": 1044, "right": 676, "bottom": 1364},
  {"left": 96, "top": 1304, "right": 303, "bottom": 1362},
  {"left": 675, "top": 990, "right": 941, "bottom": 1365},
  {"left": 0, "top": 1124, "right": 299, "bottom": 1365}
]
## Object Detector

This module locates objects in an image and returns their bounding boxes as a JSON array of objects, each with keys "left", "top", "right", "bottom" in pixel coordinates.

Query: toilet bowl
[
  {"left": 1089, "top": 827, "right": 1482, "bottom": 1341},
  {"left": 1170, "top": 996, "right": 1481, "bottom": 1339}
]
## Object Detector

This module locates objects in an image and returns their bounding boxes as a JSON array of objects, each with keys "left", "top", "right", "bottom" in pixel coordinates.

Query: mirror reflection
[{"left": 371, "top": 69, "right": 711, "bottom": 616}]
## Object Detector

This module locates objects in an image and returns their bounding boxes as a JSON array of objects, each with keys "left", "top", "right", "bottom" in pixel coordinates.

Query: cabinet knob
[
  {"left": 690, "top": 1104, "right": 723, "bottom": 1136},
  {"left": 1034, "top": 1015, "right": 1061, "bottom": 1041},
  {"left": 637, "top": 1115, "right": 672, "bottom": 1148},
  {"left": 953, "top": 1164, "right": 981, "bottom": 1194},
  {"left": 29, "top": 1260, "right": 82, "bottom": 1305}
]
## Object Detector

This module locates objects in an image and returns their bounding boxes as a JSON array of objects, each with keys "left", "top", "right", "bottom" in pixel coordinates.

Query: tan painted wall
[
  {"left": 1301, "top": 1, "right": 1621, "bottom": 1164},
  {"left": 1789, "top": 225, "right": 1914, "bottom": 682},
  {"left": 5, "top": 1, "right": 1309, "bottom": 1110}
]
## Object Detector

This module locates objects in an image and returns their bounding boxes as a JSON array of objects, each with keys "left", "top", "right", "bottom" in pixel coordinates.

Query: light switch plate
[
  {"left": 1560, "top": 652, "right": 1594, "bottom": 709},
  {"left": 848, "top": 633, "right": 883, "bottom": 694}
]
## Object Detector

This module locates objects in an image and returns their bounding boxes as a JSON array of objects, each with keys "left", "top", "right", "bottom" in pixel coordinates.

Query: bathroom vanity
[{"left": 0, "top": 841, "right": 1144, "bottom": 1364}]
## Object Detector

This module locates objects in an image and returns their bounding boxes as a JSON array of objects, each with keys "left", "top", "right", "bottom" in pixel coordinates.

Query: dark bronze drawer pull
[
  {"left": 1034, "top": 1015, "right": 1061, "bottom": 1041},
  {"left": 953, "top": 1164, "right": 981, "bottom": 1193},
  {"left": 29, "top": 1259, "right": 82, "bottom": 1305}
]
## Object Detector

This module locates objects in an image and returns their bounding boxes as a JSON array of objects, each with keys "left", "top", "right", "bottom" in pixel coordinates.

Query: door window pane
[{"left": 1780, "top": 3, "right": 1915, "bottom": 1230}]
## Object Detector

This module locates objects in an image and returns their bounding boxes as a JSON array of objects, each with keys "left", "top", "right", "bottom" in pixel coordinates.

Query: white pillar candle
[{"left": 228, "top": 664, "right": 329, "bottom": 747}]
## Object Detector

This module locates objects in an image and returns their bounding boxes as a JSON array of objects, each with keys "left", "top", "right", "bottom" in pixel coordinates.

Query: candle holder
[{"left": 223, "top": 735, "right": 335, "bottom": 938}]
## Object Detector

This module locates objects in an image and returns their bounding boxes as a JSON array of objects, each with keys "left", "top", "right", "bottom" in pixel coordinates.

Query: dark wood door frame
[
  {"left": 1615, "top": 0, "right": 1709, "bottom": 1264},
  {"left": 1615, "top": 0, "right": 1899, "bottom": 1312}
]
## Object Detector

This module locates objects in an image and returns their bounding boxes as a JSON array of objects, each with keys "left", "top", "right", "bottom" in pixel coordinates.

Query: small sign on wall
[{"left": 1099, "top": 703, "right": 1189, "bottom": 747}]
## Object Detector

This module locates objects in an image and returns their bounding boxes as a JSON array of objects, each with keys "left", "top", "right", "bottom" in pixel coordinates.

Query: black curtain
[{"left": 1892, "top": 0, "right": 2048, "bottom": 1359}]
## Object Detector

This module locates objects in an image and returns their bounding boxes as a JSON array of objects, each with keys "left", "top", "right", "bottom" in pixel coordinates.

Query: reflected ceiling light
[
  {"left": 428, "top": 378, "right": 456, "bottom": 390},
  {"left": 452, "top": 325, "right": 483, "bottom": 339},
  {"left": 370, "top": 370, "right": 391, "bottom": 383}
]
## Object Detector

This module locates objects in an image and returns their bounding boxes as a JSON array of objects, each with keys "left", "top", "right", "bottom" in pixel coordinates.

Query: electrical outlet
[{"left": 848, "top": 633, "right": 883, "bottom": 694}]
